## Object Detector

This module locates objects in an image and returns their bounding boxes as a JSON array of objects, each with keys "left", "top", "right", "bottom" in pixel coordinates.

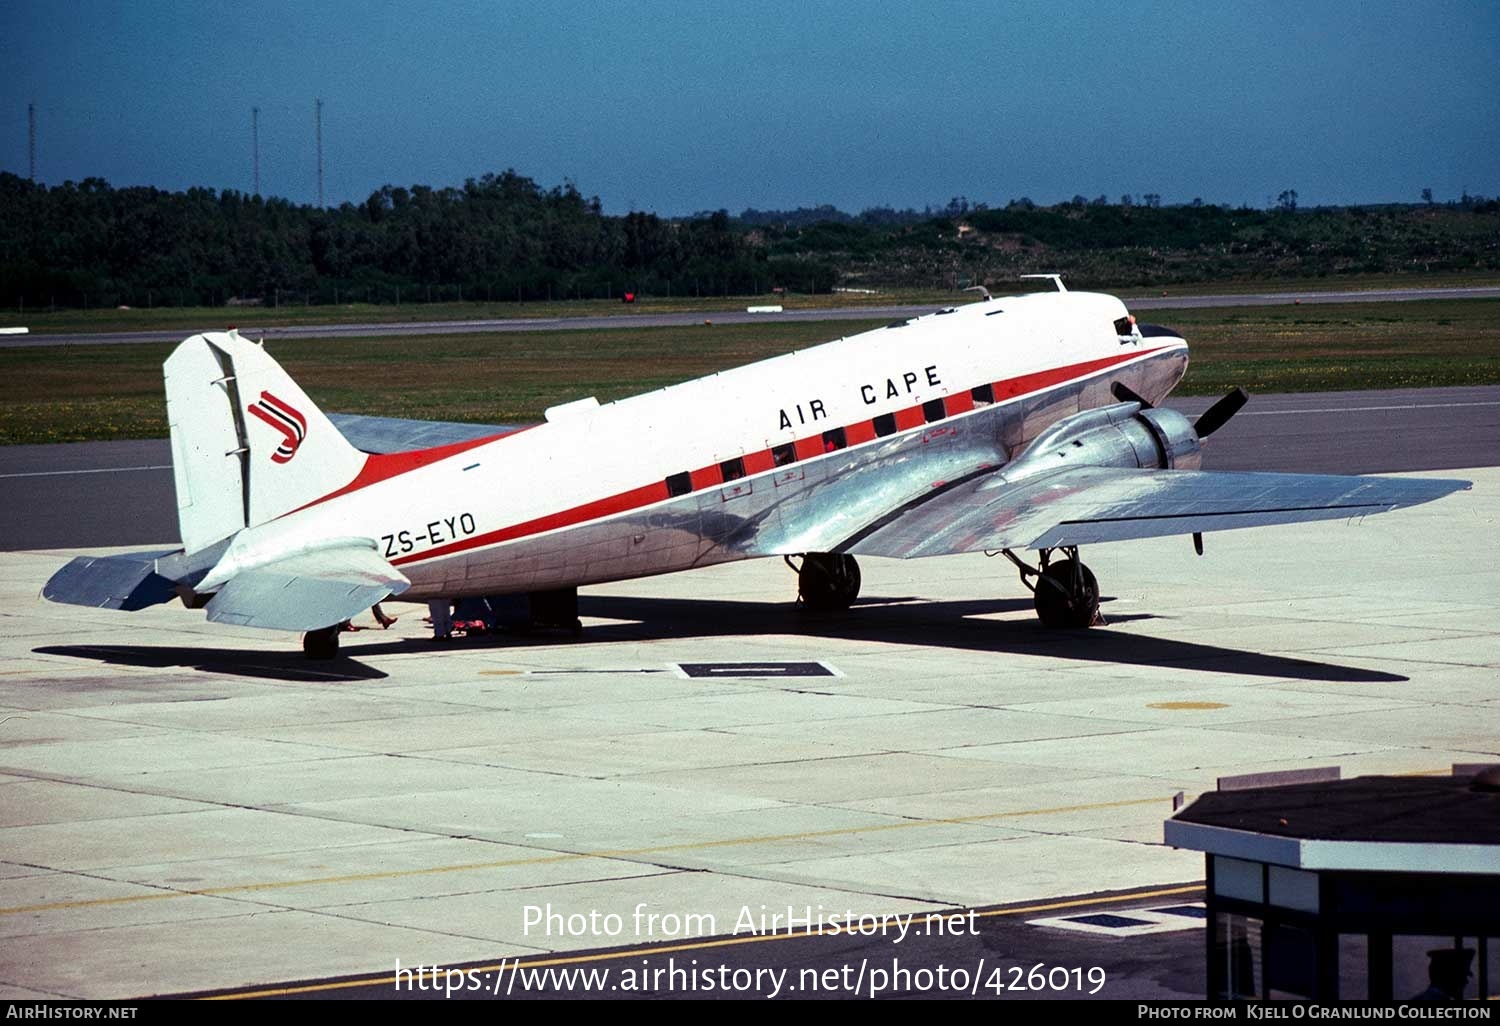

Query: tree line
[
  {"left": 0, "top": 170, "right": 1496, "bottom": 310},
  {"left": 0, "top": 170, "right": 838, "bottom": 310},
  {"left": 750, "top": 194, "right": 1500, "bottom": 290}
]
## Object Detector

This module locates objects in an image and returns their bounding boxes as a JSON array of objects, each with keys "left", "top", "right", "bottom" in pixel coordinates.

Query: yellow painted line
[
  {"left": 1, "top": 892, "right": 179, "bottom": 915},
  {"left": 1148, "top": 702, "right": 1228, "bottom": 710},
  {"left": 208, "top": 884, "right": 1204, "bottom": 999},
  {"left": 612, "top": 795, "right": 1170, "bottom": 855},
  {"left": 0, "top": 795, "right": 1172, "bottom": 917},
  {"left": 969, "top": 885, "right": 1202, "bottom": 921}
]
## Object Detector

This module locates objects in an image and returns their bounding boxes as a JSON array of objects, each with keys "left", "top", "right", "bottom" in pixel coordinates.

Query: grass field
[{"left": 1, "top": 298, "right": 1497, "bottom": 445}]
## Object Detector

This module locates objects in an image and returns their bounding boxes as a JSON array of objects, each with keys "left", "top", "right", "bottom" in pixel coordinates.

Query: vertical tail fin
[{"left": 164, "top": 331, "right": 366, "bottom": 552}]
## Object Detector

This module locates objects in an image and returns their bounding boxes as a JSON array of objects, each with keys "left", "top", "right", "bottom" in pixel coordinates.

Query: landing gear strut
[
  {"left": 302, "top": 625, "right": 341, "bottom": 660},
  {"left": 999, "top": 546, "right": 1102, "bottom": 628},
  {"left": 786, "top": 552, "right": 861, "bottom": 611}
]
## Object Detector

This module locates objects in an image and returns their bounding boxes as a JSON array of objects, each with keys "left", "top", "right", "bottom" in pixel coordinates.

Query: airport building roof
[{"left": 1165, "top": 771, "right": 1500, "bottom": 874}]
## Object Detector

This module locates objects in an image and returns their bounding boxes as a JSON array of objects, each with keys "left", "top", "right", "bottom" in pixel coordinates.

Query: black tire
[
  {"left": 302, "top": 625, "right": 341, "bottom": 660},
  {"left": 798, "top": 553, "right": 862, "bottom": 611},
  {"left": 1032, "top": 558, "right": 1099, "bottom": 629}
]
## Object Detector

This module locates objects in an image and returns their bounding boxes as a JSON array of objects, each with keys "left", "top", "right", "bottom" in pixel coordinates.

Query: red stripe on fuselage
[
  {"left": 296, "top": 430, "right": 521, "bottom": 513},
  {"left": 391, "top": 480, "right": 670, "bottom": 567},
  {"left": 387, "top": 345, "right": 1177, "bottom": 569}
]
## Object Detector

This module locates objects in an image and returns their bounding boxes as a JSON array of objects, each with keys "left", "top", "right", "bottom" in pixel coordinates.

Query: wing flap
[
  {"left": 849, "top": 467, "right": 1471, "bottom": 558},
  {"left": 204, "top": 542, "right": 410, "bottom": 631}
]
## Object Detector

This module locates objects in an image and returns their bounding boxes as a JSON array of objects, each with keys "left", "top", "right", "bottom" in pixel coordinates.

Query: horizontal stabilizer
[
  {"left": 327, "top": 412, "right": 519, "bottom": 454},
  {"left": 204, "top": 541, "right": 410, "bottom": 632},
  {"left": 43, "top": 551, "right": 181, "bottom": 611}
]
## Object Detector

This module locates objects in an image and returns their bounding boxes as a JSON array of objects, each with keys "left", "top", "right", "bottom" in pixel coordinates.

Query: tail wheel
[
  {"left": 302, "top": 625, "right": 341, "bottom": 660},
  {"left": 796, "top": 553, "right": 862, "bottom": 611},
  {"left": 1033, "top": 558, "right": 1099, "bottom": 629}
]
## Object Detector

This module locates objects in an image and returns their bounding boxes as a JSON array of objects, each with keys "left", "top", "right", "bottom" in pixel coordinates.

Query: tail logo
[{"left": 247, "top": 391, "right": 308, "bottom": 463}]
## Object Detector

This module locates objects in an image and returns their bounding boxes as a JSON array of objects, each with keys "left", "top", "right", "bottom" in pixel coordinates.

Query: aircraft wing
[
  {"left": 845, "top": 467, "right": 1471, "bottom": 558},
  {"left": 204, "top": 542, "right": 410, "bottom": 631}
]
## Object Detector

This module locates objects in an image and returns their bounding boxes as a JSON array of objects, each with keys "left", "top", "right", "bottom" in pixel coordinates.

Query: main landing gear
[
  {"left": 999, "top": 546, "right": 1102, "bottom": 628},
  {"left": 786, "top": 552, "right": 862, "bottom": 611},
  {"left": 302, "top": 625, "right": 341, "bottom": 660}
]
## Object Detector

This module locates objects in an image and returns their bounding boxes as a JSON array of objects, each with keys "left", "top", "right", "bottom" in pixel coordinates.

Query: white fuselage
[{"left": 230, "top": 292, "right": 1188, "bottom": 600}]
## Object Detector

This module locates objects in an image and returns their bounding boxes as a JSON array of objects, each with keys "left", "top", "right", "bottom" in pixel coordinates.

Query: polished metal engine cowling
[{"left": 1004, "top": 401, "right": 1202, "bottom": 483}]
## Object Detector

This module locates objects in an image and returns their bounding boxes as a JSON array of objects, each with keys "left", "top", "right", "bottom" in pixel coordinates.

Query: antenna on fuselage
[
  {"left": 962, "top": 284, "right": 992, "bottom": 301},
  {"left": 1020, "top": 273, "right": 1067, "bottom": 292}
]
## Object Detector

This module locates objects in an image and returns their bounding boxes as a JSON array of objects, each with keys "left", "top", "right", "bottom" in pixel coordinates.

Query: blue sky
[{"left": 2, "top": 0, "right": 1496, "bottom": 213}]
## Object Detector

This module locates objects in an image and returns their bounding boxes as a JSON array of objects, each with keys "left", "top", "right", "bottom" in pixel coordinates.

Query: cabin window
[
  {"left": 720, "top": 456, "right": 746, "bottom": 481},
  {"left": 922, "top": 398, "right": 946, "bottom": 423},
  {"left": 873, "top": 413, "right": 897, "bottom": 437},
  {"left": 1114, "top": 315, "right": 1136, "bottom": 336},
  {"left": 666, "top": 471, "right": 692, "bottom": 497},
  {"left": 821, "top": 427, "right": 847, "bottom": 451},
  {"left": 772, "top": 442, "right": 796, "bottom": 467},
  {"left": 971, "top": 383, "right": 995, "bottom": 405}
]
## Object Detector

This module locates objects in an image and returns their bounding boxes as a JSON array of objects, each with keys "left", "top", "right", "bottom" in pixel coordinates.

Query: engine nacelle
[
  {"left": 1007, "top": 401, "right": 1202, "bottom": 481},
  {"left": 1136, "top": 407, "right": 1202, "bottom": 470}
]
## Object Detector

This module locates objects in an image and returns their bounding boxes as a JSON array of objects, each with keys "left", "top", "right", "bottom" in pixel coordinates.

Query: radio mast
[
  {"left": 315, "top": 98, "right": 323, "bottom": 207},
  {"left": 252, "top": 106, "right": 260, "bottom": 196}
]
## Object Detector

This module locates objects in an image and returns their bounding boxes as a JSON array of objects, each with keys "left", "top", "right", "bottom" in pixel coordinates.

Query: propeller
[
  {"left": 1193, "top": 386, "right": 1249, "bottom": 438},
  {"left": 1111, "top": 382, "right": 1152, "bottom": 408},
  {"left": 1108, "top": 382, "right": 1248, "bottom": 560},
  {"left": 1112, "top": 381, "right": 1249, "bottom": 439}
]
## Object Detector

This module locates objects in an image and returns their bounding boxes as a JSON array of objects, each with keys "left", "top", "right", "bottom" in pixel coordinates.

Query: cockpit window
[{"left": 1113, "top": 315, "right": 1136, "bottom": 336}]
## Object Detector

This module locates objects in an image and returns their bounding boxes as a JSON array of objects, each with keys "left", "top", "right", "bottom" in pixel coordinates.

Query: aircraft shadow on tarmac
[
  {"left": 574, "top": 593, "right": 1407, "bottom": 683},
  {"left": 35, "top": 592, "right": 1405, "bottom": 684},
  {"left": 31, "top": 644, "right": 391, "bottom": 682}
]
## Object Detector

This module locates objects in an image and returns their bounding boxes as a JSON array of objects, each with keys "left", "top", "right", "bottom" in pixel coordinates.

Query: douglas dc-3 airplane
[{"left": 45, "top": 278, "right": 1469, "bottom": 658}]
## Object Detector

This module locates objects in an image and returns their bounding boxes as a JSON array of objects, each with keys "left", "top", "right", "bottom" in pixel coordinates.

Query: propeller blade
[
  {"left": 1194, "top": 387, "right": 1249, "bottom": 438},
  {"left": 1111, "top": 382, "right": 1152, "bottom": 408}
]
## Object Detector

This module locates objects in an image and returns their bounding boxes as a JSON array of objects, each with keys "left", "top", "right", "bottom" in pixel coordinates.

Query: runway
[
  {"left": 8, "top": 285, "right": 1500, "bottom": 349},
  {"left": 0, "top": 391, "right": 1495, "bottom": 999}
]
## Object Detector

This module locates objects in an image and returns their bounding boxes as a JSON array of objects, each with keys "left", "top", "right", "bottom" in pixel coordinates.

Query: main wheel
[
  {"left": 1032, "top": 558, "right": 1099, "bottom": 628},
  {"left": 302, "top": 625, "right": 341, "bottom": 660},
  {"left": 798, "top": 553, "right": 861, "bottom": 611}
]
